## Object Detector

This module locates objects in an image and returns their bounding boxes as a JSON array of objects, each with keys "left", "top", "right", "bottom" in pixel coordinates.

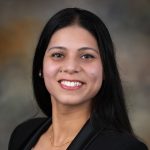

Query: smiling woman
[
  {"left": 8, "top": 8, "right": 148, "bottom": 150},
  {"left": 43, "top": 26, "right": 103, "bottom": 106}
]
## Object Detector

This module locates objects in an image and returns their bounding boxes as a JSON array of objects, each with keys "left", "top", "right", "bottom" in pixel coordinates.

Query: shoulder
[
  {"left": 88, "top": 130, "right": 148, "bottom": 150},
  {"left": 8, "top": 117, "right": 48, "bottom": 150}
]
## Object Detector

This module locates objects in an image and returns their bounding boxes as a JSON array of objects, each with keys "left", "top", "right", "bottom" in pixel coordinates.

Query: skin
[{"left": 33, "top": 25, "right": 103, "bottom": 150}]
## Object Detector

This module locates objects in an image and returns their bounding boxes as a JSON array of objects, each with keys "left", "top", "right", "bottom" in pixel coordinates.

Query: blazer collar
[
  {"left": 24, "top": 118, "right": 52, "bottom": 150},
  {"left": 24, "top": 118, "right": 100, "bottom": 150},
  {"left": 67, "top": 119, "right": 99, "bottom": 150}
]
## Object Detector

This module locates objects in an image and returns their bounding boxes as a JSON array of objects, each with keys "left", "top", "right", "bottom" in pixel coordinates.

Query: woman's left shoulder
[{"left": 88, "top": 130, "right": 148, "bottom": 150}]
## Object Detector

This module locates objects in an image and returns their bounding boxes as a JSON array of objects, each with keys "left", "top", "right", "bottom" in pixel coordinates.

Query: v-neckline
[{"left": 24, "top": 118, "right": 100, "bottom": 150}]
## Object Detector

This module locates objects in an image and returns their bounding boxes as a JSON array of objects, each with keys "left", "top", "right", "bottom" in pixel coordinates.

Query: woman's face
[{"left": 43, "top": 25, "right": 103, "bottom": 106}]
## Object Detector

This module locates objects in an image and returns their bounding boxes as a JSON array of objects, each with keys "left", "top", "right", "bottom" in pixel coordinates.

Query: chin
[{"left": 57, "top": 97, "right": 91, "bottom": 106}]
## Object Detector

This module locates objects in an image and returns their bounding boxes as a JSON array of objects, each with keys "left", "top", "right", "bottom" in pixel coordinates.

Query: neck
[{"left": 48, "top": 99, "right": 91, "bottom": 146}]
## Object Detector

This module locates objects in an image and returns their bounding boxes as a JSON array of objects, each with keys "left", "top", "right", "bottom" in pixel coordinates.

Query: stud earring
[{"left": 39, "top": 71, "right": 42, "bottom": 77}]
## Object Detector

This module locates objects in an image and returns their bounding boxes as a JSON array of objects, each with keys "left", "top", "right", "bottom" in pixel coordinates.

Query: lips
[{"left": 58, "top": 79, "right": 84, "bottom": 90}]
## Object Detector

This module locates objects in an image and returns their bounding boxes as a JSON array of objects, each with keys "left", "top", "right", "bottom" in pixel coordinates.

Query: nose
[{"left": 59, "top": 58, "right": 81, "bottom": 74}]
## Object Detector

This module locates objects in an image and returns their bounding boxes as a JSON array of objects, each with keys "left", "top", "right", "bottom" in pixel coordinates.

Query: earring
[{"left": 39, "top": 71, "right": 42, "bottom": 77}]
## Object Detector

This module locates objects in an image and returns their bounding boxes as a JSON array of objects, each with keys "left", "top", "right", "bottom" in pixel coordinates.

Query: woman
[{"left": 9, "top": 8, "right": 148, "bottom": 150}]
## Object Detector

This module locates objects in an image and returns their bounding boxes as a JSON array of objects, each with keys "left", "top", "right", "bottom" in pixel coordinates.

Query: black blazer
[{"left": 9, "top": 118, "right": 148, "bottom": 150}]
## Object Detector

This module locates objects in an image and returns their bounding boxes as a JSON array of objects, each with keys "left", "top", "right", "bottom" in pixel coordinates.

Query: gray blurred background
[{"left": 0, "top": 0, "right": 150, "bottom": 149}]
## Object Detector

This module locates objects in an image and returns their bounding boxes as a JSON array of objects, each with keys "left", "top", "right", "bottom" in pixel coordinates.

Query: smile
[{"left": 59, "top": 80, "right": 84, "bottom": 90}]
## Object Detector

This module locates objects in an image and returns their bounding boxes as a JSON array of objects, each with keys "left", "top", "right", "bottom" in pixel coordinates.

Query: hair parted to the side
[{"left": 32, "top": 8, "right": 133, "bottom": 134}]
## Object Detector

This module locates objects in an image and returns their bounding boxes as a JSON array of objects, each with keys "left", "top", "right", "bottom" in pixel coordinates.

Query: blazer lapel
[
  {"left": 67, "top": 119, "right": 100, "bottom": 150},
  {"left": 24, "top": 118, "right": 52, "bottom": 150}
]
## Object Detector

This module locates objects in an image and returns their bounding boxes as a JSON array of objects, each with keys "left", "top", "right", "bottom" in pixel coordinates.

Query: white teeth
[{"left": 61, "top": 80, "right": 82, "bottom": 87}]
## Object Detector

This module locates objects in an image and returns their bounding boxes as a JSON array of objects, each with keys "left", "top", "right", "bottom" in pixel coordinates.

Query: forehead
[{"left": 48, "top": 25, "right": 98, "bottom": 48}]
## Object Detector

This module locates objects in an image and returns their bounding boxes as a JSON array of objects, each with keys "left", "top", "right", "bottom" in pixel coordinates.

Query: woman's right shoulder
[
  {"left": 10, "top": 118, "right": 47, "bottom": 136},
  {"left": 8, "top": 117, "right": 48, "bottom": 150}
]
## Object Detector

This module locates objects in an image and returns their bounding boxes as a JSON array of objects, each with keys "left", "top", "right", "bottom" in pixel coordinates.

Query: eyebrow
[
  {"left": 48, "top": 46, "right": 66, "bottom": 51},
  {"left": 78, "top": 47, "right": 99, "bottom": 53},
  {"left": 48, "top": 46, "right": 99, "bottom": 53}
]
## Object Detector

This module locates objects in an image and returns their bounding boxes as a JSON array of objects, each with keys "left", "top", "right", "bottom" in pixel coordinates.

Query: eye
[
  {"left": 51, "top": 53, "right": 64, "bottom": 59},
  {"left": 81, "top": 54, "right": 95, "bottom": 59}
]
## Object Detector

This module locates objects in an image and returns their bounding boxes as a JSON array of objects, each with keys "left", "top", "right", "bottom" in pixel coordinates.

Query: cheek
[
  {"left": 43, "top": 60, "right": 59, "bottom": 78},
  {"left": 87, "top": 64, "right": 103, "bottom": 82},
  {"left": 86, "top": 64, "right": 103, "bottom": 98},
  {"left": 43, "top": 61, "right": 60, "bottom": 94},
  {"left": 87, "top": 63, "right": 103, "bottom": 94}
]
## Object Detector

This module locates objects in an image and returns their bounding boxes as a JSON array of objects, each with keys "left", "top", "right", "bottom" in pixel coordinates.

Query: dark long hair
[{"left": 32, "top": 8, "right": 133, "bottom": 134}]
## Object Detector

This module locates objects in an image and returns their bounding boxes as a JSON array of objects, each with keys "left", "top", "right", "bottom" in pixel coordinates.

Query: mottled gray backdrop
[{"left": 0, "top": 0, "right": 150, "bottom": 149}]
